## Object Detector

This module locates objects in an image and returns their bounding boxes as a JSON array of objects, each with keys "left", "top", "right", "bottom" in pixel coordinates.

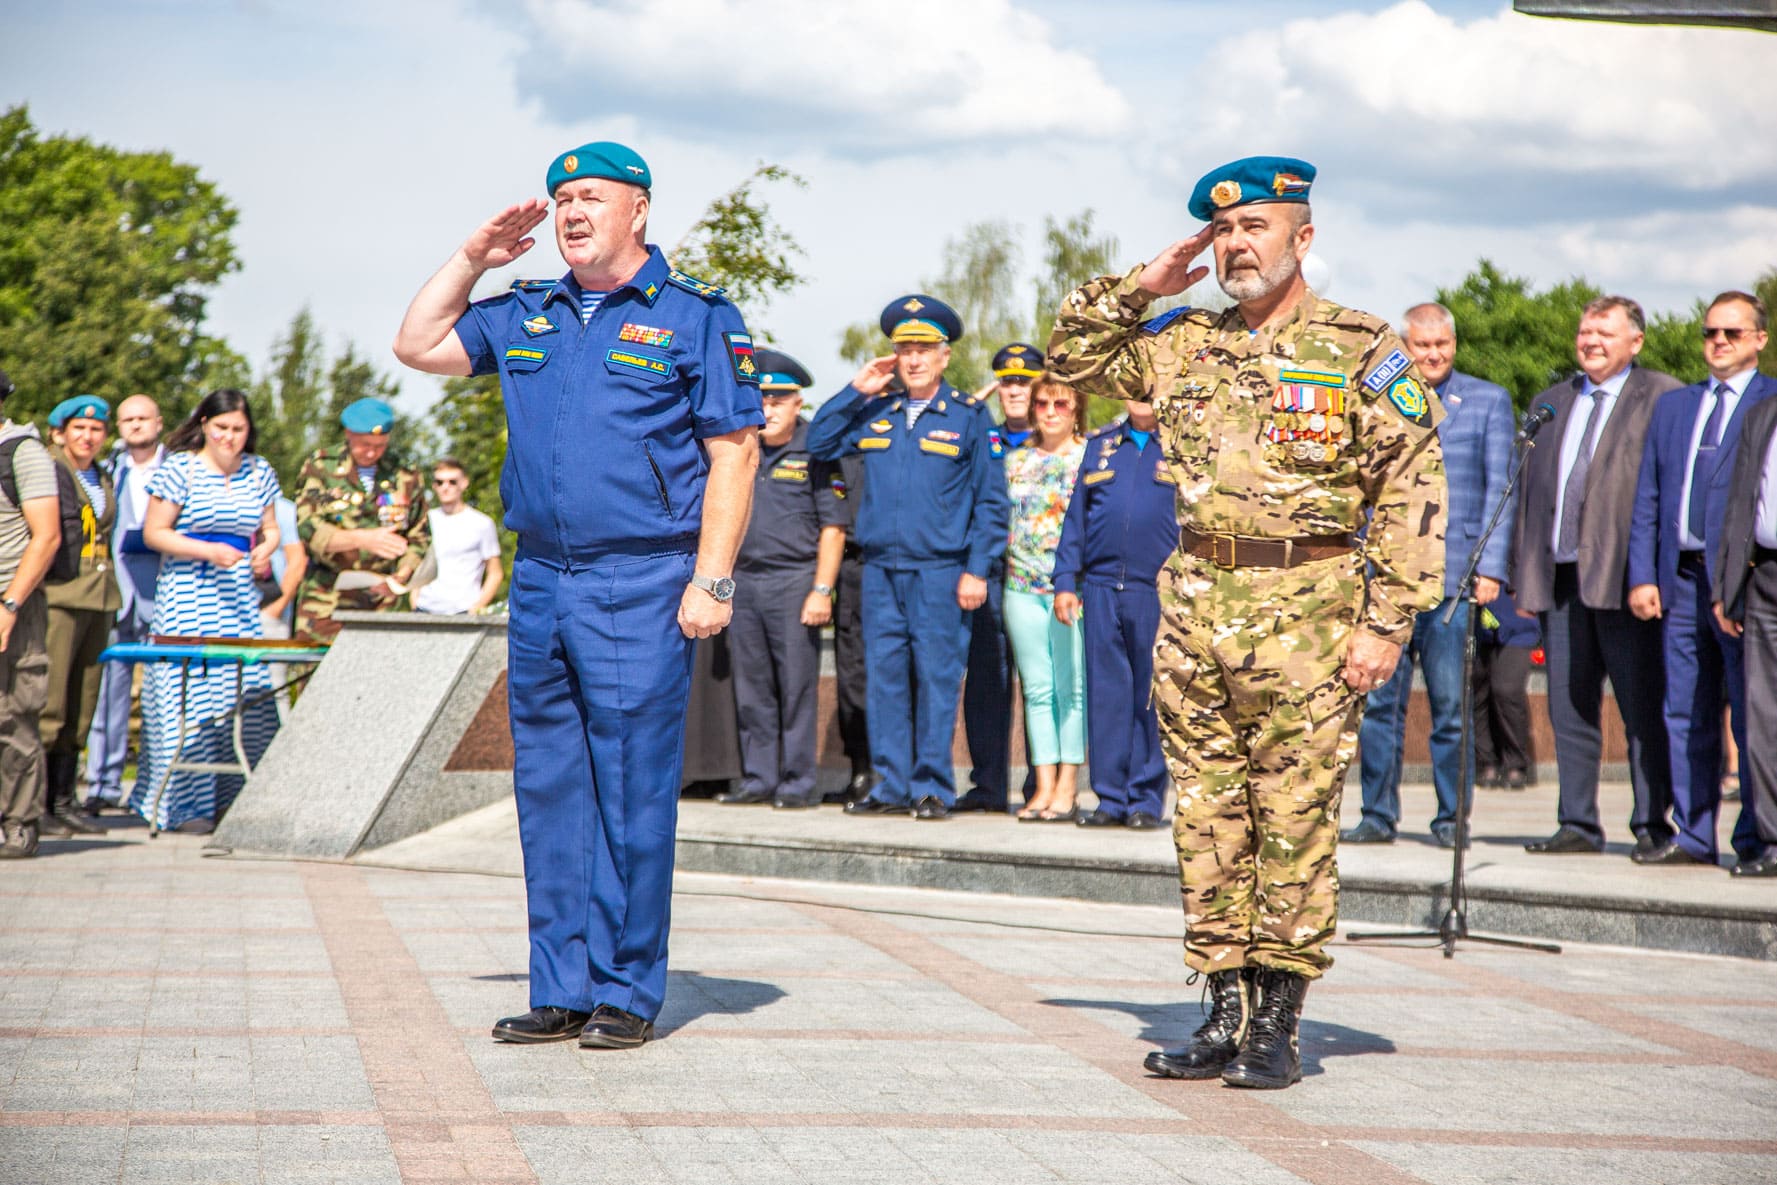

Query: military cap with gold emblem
[
  {"left": 340, "top": 397, "right": 396, "bottom": 436},
  {"left": 546, "top": 140, "right": 652, "bottom": 196},
  {"left": 48, "top": 395, "right": 110, "bottom": 427},
  {"left": 879, "top": 294, "right": 963, "bottom": 344},
  {"left": 1187, "top": 155, "right": 1316, "bottom": 222},
  {"left": 752, "top": 347, "right": 814, "bottom": 392},
  {"left": 991, "top": 342, "right": 1044, "bottom": 380}
]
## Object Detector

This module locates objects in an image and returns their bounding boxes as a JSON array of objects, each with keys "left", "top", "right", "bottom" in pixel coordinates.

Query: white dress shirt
[{"left": 1676, "top": 368, "right": 1752, "bottom": 551}]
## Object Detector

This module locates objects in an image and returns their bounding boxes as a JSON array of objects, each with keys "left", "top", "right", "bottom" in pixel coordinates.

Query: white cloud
[
  {"left": 511, "top": 0, "right": 1130, "bottom": 150},
  {"left": 1177, "top": 1, "right": 1777, "bottom": 218}
]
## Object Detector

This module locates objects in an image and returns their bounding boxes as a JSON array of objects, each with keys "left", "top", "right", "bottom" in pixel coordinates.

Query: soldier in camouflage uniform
[
  {"left": 294, "top": 398, "right": 429, "bottom": 641},
  {"left": 1048, "top": 157, "right": 1446, "bottom": 1091}
]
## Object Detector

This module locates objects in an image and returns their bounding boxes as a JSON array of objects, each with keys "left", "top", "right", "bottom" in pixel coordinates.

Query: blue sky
[{"left": 6, "top": 0, "right": 1774, "bottom": 414}]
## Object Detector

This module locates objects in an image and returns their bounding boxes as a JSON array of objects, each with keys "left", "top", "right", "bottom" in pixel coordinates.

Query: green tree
[
  {"left": 0, "top": 105, "right": 240, "bottom": 420},
  {"left": 669, "top": 163, "right": 807, "bottom": 337},
  {"left": 1031, "top": 211, "right": 1125, "bottom": 428}
]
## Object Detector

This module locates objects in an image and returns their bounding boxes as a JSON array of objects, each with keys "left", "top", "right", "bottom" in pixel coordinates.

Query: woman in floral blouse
[{"left": 1002, "top": 377, "right": 1089, "bottom": 821}]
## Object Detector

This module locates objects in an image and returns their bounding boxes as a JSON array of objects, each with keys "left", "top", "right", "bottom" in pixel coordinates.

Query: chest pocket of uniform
[
  {"left": 504, "top": 345, "right": 550, "bottom": 374},
  {"left": 604, "top": 347, "right": 673, "bottom": 382}
]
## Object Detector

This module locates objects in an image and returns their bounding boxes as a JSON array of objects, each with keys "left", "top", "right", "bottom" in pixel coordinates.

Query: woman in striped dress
[{"left": 132, "top": 390, "right": 283, "bottom": 833}]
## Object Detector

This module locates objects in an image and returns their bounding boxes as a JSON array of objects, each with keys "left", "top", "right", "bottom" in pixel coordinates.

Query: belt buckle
[{"left": 1212, "top": 534, "right": 1238, "bottom": 569}]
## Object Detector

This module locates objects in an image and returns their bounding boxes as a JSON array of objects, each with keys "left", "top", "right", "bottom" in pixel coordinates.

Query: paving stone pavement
[{"left": 3, "top": 825, "right": 1776, "bottom": 1184}]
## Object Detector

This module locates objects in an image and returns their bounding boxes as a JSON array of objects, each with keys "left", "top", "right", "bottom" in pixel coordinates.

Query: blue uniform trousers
[
  {"left": 1665, "top": 555, "right": 1755, "bottom": 862},
  {"left": 962, "top": 565, "right": 1012, "bottom": 804},
  {"left": 864, "top": 563, "right": 969, "bottom": 807},
  {"left": 729, "top": 569, "right": 822, "bottom": 805},
  {"left": 83, "top": 613, "right": 151, "bottom": 803},
  {"left": 1082, "top": 580, "right": 1167, "bottom": 818},
  {"left": 507, "top": 549, "right": 696, "bottom": 1021},
  {"left": 1358, "top": 597, "right": 1470, "bottom": 834}
]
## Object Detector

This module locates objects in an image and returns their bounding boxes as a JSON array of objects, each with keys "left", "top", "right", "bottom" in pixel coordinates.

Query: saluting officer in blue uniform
[
  {"left": 718, "top": 348, "right": 847, "bottom": 810},
  {"left": 952, "top": 343, "right": 1042, "bottom": 812},
  {"left": 808, "top": 296, "right": 1010, "bottom": 819},
  {"left": 1052, "top": 401, "right": 1179, "bottom": 829},
  {"left": 393, "top": 141, "right": 763, "bottom": 1049}
]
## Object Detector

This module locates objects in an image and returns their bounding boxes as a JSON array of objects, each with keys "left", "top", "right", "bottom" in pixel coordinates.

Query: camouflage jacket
[
  {"left": 1048, "top": 266, "right": 1446, "bottom": 643},
  {"left": 294, "top": 446, "right": 430, "bottom": 587}
]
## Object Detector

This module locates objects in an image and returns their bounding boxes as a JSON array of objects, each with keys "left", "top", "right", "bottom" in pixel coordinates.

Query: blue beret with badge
[
  {"left": 48, "top": 395, "right": 109, "bottom": 427},
  {"left": 991, "top": 343, "right": 1044, "bottom": 380},
  {"left": 340, "top": 397, "right": 395, "bottom": 435},
  {"left": 1188, "top": 156, "right": 1316, "bottom": 222},
  {"left": 547, "top": 141, "right": 652, "bottom": 196},
  {"left": 753, "top": 347, "right": 814, "bottom": 393},
  {"left": 880, "top": 294, "right": 963, "bottom": 344}
]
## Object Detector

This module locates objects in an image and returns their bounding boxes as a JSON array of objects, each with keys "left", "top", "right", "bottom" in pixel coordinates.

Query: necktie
[
  {"left": 1556, "top": 392, "right": 1607, "bottom": 556},
  {"left": 1686, "top": 382, "right": 1730, "bottom": 540}
]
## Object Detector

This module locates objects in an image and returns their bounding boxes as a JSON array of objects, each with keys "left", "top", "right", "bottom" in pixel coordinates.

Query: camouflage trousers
[{"left": 1151, "top": 550, "right": 1364, "bottom": 979}]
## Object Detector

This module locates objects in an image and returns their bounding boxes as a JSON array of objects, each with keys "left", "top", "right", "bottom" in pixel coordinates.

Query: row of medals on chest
[{"left": 1160, "top": 380, "right": 1347, "bottom": 465}]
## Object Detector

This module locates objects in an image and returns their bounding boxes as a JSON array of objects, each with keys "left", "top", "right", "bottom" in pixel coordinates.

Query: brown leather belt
[{"left": 1179, "top": 526, "right": 1356, "bottom": 569}]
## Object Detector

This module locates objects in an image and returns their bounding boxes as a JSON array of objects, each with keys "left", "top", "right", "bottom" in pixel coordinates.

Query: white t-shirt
[{"left": 414, "top": 505, "right": 500, "bottom": 615}]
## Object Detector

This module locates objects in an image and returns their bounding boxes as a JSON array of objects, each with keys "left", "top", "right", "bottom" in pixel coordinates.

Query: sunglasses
[
  {"left": 432, "top": 476, "right": 465, "bottom": 486},
  {"left": 1033, "top": 399, "right": 1075, "bottom": 411},
  {"left": 1702, "top": 327, "right": 1752, "bottom": 342}
]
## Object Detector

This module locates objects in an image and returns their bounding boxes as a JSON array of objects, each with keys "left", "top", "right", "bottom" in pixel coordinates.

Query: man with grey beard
[{"left": 1049, "top": 155, "right": 1447, "bottom": 1091}]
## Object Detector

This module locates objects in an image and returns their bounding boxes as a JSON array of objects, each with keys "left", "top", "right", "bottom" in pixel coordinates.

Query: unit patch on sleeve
[
  {"left": 618, "top": 323, "right": 674, "bottom": 348},
  {"left": 724, "top": 332, "right": 760, "bottom": 384},
  {"left": 1385, "top": 375, "right": 1432, "bottom": 425},
  {"left": 1361, "top": 348, "right": 1411, "bottom": 394},
  {"left": 987, "top": 427, "right": 1006, "bottom": 458}
]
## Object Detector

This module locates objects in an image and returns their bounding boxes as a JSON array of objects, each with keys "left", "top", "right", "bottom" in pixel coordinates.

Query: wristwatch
[
  {"left": 0, "top": 597, "right": 16, "bottom": 615},
  {"left": 691, "top": 574, "right": 736, "bottom": 603},
  {"left": 812, "top": 584, "right": 835, "bottom": 599}
]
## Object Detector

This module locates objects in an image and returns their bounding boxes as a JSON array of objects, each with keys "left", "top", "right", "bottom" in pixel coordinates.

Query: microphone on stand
[{"left": 1515, "top": 402, "right": 1556, "bottom": 444}]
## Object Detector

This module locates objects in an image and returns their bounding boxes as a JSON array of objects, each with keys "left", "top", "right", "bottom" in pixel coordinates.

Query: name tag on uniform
[
  {"left": 1153, "top": 465, "right": 1178, "bottom": 485},
  {"left": 858, "top": 437, "right": 893, "bottom": 450},
  {"left": 1084, "top": 470, "right": 1116, "bottom": 485},
  {"left": 770, "top": 466, "right": 809, "bottom": 482},
  {"left": 606, "top": 348, "right": 669, "bottom": 377},
  {"left": 505, "top": 346, "right": 549, "bottom": 371},
  {"left": 919, "top": 438, "right": 960, "bottom": 457}
]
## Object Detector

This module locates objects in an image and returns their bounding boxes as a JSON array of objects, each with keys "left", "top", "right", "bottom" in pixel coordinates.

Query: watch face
[{"left": 714, "top": 577, "right": 736, "bottom": 602}]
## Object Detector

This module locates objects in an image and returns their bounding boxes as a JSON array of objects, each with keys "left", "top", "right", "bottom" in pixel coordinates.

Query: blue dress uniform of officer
[
  {"left": 724, "top": 349, "right": 846, "bottom": 809},
  {"left": 448, "top": 144, "right": 764, "bottom": 1037},
  {"left": 952, "top": 342, "right": 1041, "bottom": 811},
  {"left": 808, "top": 296, "right": 1010, "bottom": 816},
  {"left": 1053, "top": 416, "right": 1180, "bottom": 827}
]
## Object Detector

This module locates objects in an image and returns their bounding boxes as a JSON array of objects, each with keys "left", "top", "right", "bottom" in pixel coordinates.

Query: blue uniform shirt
[
  {"left": 738, "top": 421, "right": 846, "bottom": 574},
  {"left": 453, "top": 246, "right": 764, "bottom": 563},
  {"left": 1052, "top": 418, "right": 1181, "bottom": 594},
  {"left": 807, "top": 381, "right": 1009, "bottom": 577}
]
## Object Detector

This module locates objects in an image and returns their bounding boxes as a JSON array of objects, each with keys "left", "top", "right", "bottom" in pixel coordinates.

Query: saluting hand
[
  {"left": 458, "top": 200, "right": 550, "bottom": 273},
  {"left": 1136, "top": 227, "right": 1214, "bottom": 297},
  {"left": 851, "top": 356, "right": 899, "bottom": 396}
]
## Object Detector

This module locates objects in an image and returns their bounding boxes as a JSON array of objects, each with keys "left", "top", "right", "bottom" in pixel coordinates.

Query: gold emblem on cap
[
  {"left": 563, "top": 154, "right": 579, "bottom": 174},
  {"left": 1211, "top": 179, "right": 1242, "bottom": 208},
  {"left": 904, "top": 298, "right": 924, "bottom": 313}
]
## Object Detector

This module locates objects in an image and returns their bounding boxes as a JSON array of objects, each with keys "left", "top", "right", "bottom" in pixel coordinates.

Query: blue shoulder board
[
  {"left": 667, "top": 268, "right": 727, "bottom": 299},
  {"left": 510, "top": 278, "right": 555, "bottom": 292},
  {"left": 1139, "top": 307, "right": 1191, "bottom": 335}
]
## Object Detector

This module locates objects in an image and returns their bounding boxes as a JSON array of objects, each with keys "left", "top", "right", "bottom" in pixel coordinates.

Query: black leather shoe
[
  {"left": 492, "top": 1006, "right": 591, "bottom": 1043},
  {"left": 844, "top": 796, "right": 909, "bottom": 816},
  {"left": 952, "top": 790, "right": 1006, "bottom": 814},
  {"left": 714, "top": 785, "right": 774, "bottom": 805},
  {"left": 1126, "top": 811, "right": 1165, "bottom": 830},
  {"left": 1221, "top": 968, "right": 1308, "bottom": 1090},
  {"left": 1731, "top": 854, "right": 1777, "bottom": 877},
  {"left": 913, "top": 796, "right": 950, "bottom": 820},
  {"left": 578, "top": 1004, "right": 653, "bottom": 1049},
  {"left": 845, "top": 772, "right": 879, "bottom": 801},
  {"left": 1339, "top": 819, "right": 1396, "bottom": 845},
  {"left": 1525, "top": 827, "right": 1602, "bottom": 854},
  {"left": 1634, "top": 841, "right": 1714, "bottom": 867},
  {"left": 1145, "top": 968, "right": 1252, "bottom": 1079},
  {"left": 50, "top": 804, "right": 104, "bottom": 835},
  {"left": 1631, "top": 832, "right": 1663, "bottom": 858},
  {"left": 1430, "top": 822, "right": 1470, "bottom": 849},
  {"left": 35, "top": 812, "right": 76, "bottom": 838},
  {"left": 771, "top": 795, "right": 819, "bottom": 810},
  {"left": 1076, "top": 809, "right": 1124, "bottom": 828}
]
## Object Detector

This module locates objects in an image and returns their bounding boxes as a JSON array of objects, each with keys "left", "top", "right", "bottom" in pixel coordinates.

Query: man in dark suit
[
  {"left": 1629, "top": 291, "right": 1773, "bottom": 867},
  {"left": 1344, "top": 302, "right": 1515, "bottom": 848},
  {"left": 1511, "top": 295, "right": 1681, "bottom": 856},
  {"left": 1713, "top": 300, "right": 1777, "bottom": 878}
]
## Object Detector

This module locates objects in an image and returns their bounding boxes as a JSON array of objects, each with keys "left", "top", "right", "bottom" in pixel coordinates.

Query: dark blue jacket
[{"left": 1052, "top": 419, "right": 1180, "bottom": 594}]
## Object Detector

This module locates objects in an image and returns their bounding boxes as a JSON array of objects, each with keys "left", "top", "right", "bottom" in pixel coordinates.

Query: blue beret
[
  {"left": 880, "top": 294, "right": 962, "bottom": 344},
  {"left": 340, "top": 398, "right": 395, "bottom": 435},
  {"left": 991, "top": 343, "right": 1043, "bottom": 379},
  {"left": 1188, "top": 156, "right": 1316, "bottom": 222},
  {"left": 547, "top": 141, "right": 652, "bottom": 196},
  {"left": 753, "top": 347, "right": 814, "bottom": 392},
  {"left": 48, "top": 395, "right": 109, "bottom": 427}
]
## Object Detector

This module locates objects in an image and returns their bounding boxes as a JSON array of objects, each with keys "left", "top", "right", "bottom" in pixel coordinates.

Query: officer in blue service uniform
[
  {"left": 953, "top": 342, "right": 1041, "bottom": 812},
  {"left": 1052, "top": 402, "right": 1179, "bottom": 828},
  {"left": 718, "top": 348, "right": 847, "bottom": 810},
  {"left": 392, "top": 141, "right": 763, "bottom": 1049},
  {"left": 809, "top": 296, "right": 1010, "bottom": 819}
]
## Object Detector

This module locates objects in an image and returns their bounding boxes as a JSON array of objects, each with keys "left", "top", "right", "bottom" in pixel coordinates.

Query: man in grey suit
[
  {"left": 1512, "top": 296, "right": 1681, "bottom": 856},
  {"left": 1344, "top": 302, "right": 1515, "bottom": 848},
  {"left": 1714, "top": 355, "right": 1777, "bottom": 878}
]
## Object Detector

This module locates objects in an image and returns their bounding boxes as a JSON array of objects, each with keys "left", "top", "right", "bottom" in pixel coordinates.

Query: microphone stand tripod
[{"left": 1347, "top": 427, "right": 1561, "bottom": 959}]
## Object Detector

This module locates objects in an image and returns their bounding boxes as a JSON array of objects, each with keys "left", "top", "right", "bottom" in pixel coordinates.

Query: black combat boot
[
  {"left": 1220, "top": 967, "right": 1309, "bottom": 1089},
  {"left": 1144, "top": 968, "right": 1253, "bottom": 1079}
]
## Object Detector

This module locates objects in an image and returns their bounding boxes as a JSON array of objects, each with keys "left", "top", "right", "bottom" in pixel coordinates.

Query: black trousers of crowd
[{"left": 1472, "top": 642, "right": 1534, "bottom": 781}]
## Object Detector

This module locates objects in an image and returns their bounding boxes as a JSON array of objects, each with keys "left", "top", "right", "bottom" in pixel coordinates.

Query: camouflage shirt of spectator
[
  {"left": 293, "top": 446, "right": 429, "bottom": 638},
  {"left": 1047, "top": 266, "right": 1447, "bottom": 643}
]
